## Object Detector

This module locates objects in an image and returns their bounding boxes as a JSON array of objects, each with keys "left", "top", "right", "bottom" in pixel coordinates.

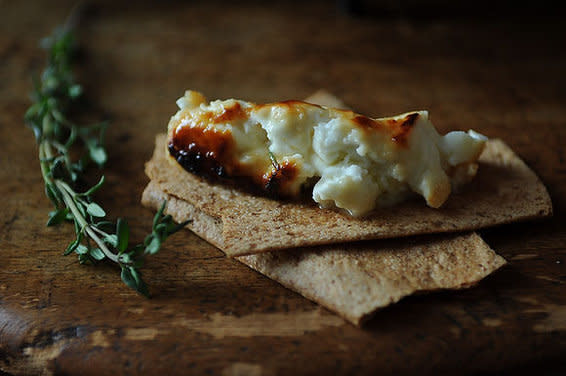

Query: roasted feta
[{"left": 167, "top": 90, "right": 486, "bottom": 216}]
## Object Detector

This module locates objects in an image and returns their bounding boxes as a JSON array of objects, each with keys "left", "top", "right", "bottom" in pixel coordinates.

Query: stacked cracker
[{"left": 142, "top": 92, "right": 551, "bottom": 325}]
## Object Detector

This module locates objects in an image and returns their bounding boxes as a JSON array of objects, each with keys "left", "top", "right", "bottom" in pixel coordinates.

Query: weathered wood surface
[{"left": 1, "top": 1, "right": 565, "bottom": 375}]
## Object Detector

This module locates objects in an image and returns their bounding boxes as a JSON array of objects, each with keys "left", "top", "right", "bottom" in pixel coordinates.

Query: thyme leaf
[{"left": 25, "top": 12, "right": 190, "bottom": 297}]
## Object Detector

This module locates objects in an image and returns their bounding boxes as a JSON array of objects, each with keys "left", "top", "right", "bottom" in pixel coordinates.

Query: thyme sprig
[{"left": 25, "top": 21, "right": 189, "bottom": 296}]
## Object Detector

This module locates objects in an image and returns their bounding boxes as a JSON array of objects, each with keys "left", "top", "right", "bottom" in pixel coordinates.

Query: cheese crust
[{"left": 167, "top": 90, "right": 486, "bottom": 216}]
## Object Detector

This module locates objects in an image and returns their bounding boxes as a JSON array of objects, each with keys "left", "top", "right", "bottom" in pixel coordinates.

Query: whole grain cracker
[{"left": 142, "top": 182, "right": 506, "bottom": 325}]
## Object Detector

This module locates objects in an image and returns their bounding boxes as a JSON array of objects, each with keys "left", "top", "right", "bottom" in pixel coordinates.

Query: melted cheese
[{"left": 168, "top": 90, "right": 487, "bottom": 216}]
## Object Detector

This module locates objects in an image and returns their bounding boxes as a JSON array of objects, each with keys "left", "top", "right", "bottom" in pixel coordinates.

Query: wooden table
[{"left": 1, "top": 1, "right": 565, "bottom": 375}]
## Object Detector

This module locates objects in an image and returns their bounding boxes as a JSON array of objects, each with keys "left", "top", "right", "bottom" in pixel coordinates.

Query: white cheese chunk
[{"left": 168, "top": 90, "right": 486, "bottom": 216}]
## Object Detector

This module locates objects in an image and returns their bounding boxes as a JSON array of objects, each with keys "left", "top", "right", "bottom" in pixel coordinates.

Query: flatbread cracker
[
  {"left": 144, "top": 134, "right": 551, "bottom": 257},
  {"left": 142, "top": 182, "right": 506, "bottom": 325}
]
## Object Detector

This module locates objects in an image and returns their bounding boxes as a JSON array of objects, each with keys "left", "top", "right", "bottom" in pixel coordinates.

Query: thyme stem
[
  {"left": 54, "top": 180, "right": 119, "bottom": 264},
  {"left": 25, "top": 14, "right": 189, "bottom": 296}
]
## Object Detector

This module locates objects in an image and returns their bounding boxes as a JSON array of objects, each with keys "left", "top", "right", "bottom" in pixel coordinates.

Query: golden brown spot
[
  {"left": 255, "top": 100, "right": 324, "bottom": 115},
  {"left": 352, "top": 115, "right": 381, "bottom": 129},
  {"left": 213, "top": 102, "right": 249, "bottom": 123},
  {"left": 262, "top": 159, "right": 299, "bottom": 195},
  {"left": 281, "top": 99, "right": 323, "bottom": 108},
  {"left": 352, "top": 112, "right": 418, "bottom": 147},
  {"left": 169, "top": 121, "right": 237, "bottom": 178},
  {"left": 390, "top": 113, "right": 419, "bottom": 146},
  {"left": 169, "top": 114, "right": 300, "bottom": 197}
]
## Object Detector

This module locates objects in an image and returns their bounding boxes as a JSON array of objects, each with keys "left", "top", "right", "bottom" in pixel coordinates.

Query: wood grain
[{"left": 1, "top": 1, "right": 565, "bottom": 375}]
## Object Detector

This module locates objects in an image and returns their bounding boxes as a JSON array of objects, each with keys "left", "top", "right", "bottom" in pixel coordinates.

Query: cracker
[
  {"left": 145, "top": 133, "right": 551, "bottom": 257},
  {"left": 142, "top": 182, "right": 506, "bottom": 325}
]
